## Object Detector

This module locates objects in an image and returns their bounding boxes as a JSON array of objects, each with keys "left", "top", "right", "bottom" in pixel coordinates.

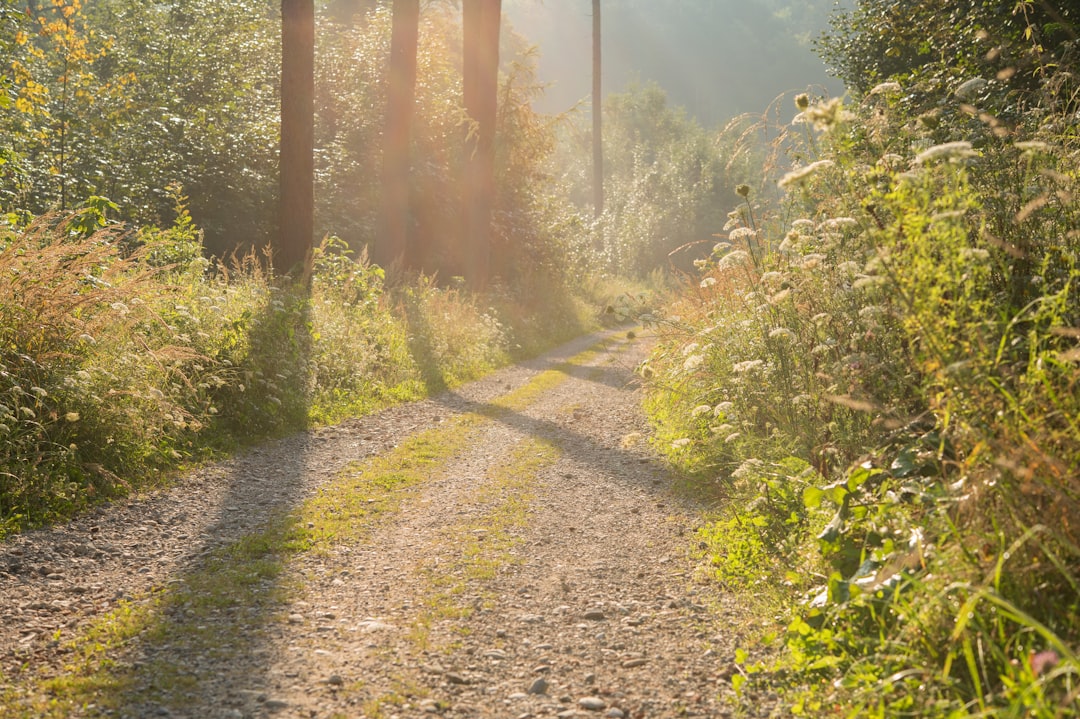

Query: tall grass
[
  {"left": 0, "top": 203, "right": 599, "bottom": 537},
  {"left": 644, "top": 82, "right": 1080, "bottom": 716}
]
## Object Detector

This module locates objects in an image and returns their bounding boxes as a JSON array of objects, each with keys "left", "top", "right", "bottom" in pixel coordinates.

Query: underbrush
[
  {"left": 644, "top": 83, "right": 1080, "bottom": 716},
  {"left": 0, "top": 201, "right": 604, "bottom": 537}
]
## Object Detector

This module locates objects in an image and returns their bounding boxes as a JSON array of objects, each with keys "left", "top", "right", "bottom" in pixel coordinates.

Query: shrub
[{"left": 645, "top": 71, "right": 1080, "bottom": 716}]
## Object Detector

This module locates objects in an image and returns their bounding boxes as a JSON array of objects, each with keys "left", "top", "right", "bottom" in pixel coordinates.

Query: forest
[{"left": 1, "top": 0, "right": 1079, "bottom": 716}]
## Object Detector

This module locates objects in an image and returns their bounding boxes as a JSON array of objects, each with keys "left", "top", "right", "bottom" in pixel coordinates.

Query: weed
[{"left": 646, "top": 76, "right": 1080, "bottom": 717}]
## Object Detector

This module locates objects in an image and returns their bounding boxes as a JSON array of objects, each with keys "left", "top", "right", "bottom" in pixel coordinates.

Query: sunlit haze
[{"left": 504, "top": 0, "right": 845, "bottom": 124}]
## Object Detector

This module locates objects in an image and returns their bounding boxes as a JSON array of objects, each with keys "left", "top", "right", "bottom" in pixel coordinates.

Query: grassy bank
[
  {"left": 643, "top": 85, "right": 1079, "bottom": 716},
  {"left": 0, "top": 201, "right": 637, "bottom": 537}
]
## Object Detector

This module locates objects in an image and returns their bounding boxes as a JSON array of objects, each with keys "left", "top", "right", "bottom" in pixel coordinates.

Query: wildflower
[
  {"left": 717, "top": 250, "right": 751, "bottom": 270},
  {"left": 1029, "top": 650, "right": 1059, "bottom": 677},
  {"left": 78, "top": 334, "right": 96, "bottom": 345},
  {"left": 853, "top": 275, "right": 886, "bottom": 290},
  {"left": 732, "top": 458, "right": 764, "bottom": 480},
  {"left": 769, "top": 327, "right": 795, "bottom": 340},
  {"left": 729, "top": 227, "right": 756, "bottom": 243},
  {"left": 869, "top": 81, "right": 902, "bottom": 95},
  {"left": 801, "top": 253, "right": 826, "bottom": 270},
  {"left": 736, "top": 184, "right": 751, "bottom": 198},
  {"left": 110, "top": 302, "right": 130, "bottom": 315},
  {"left": 760, "top": 271, "right": 783, "bottom": 287},
  {"left": 791, "top": 219, "right": 815, "bottom": 234},
  {"left": 715, "top": 401, "right": 735, "bottom": 414},
  {"left": 700, "top": 277, "right": 717, "bottom": 288},
  {"left": 724, "top": 432, "right": 741, "bottom": 443},
  {"left": 795, "top": 93, "right": 810, "bottom": 111},
  {"left": 818, "top": 217, "right": 859, "bottom": 231},
  {"left": 914, "top": 141, "right": 977, "bottom": 164},
  {"left": 732, "top": 359, "right": 764, "bottom": 373},
  {"left": 65, "top": 412, "right": 80, "bottom": 422},
  {"left": 954, "top": 77, "right": 987, "bottom": 99},
  {"left": 692, "top": 405, "right": 713, "bottom": 418},
  {"left": 19, "top": 407, "right": 35, "bottom": 418},
  {"left": 711, "top": 423, "right": 734, "bottom": 435},
  {"left": 671, "top": 438, "right": 692, "bottom": 450},
  {"left": 769, "top": 289, "right": 792, "bottom": 305},
  {"left": 1014, "top": 141, "right": 1051, "bottom": 152},
  {"left": 859, "top": 304, "right": 885, "bottom": 319},
  {"left": 778, "top": 160, "right": 835, "bottom": 189},
  {"left": 147, "top": 388, "right": 166, "bottom": 400},
  {"left": 804, "top": 97, "right": 850, "bottom": 131},
  {"left": 723, "top": 208, "right": 747, "bottom": 230},
  {"left": 683, "top": 354, "right": 705, "bottom": 371},
  {"left": 30, "top": 386, "right": 47, "bottom": 397}
]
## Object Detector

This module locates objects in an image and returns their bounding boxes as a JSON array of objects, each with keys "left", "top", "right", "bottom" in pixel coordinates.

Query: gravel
[{"left": 1, "top": 329, "right": 773, "bottom": 718}]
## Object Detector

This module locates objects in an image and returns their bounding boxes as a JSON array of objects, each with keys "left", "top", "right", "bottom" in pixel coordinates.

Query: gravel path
[{"left": 1, "top": 330, "right": 764, "bottom": 719}]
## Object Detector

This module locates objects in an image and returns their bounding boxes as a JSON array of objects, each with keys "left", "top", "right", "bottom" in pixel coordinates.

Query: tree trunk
[
  {"left": 461, "top": 0, "right": 501, "bottom": 289},
  {"left": 278, "top": 0, "right": 315, "bottom": 281},
  {"left": 592, "top": 0, "right": 603, "bottom": 217},
  {"left": 379, "top": 0, "right": 420, "bottom": 271}
]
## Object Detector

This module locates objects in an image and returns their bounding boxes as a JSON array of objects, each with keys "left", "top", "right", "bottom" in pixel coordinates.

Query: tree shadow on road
[{"left": 75, "top": 328, "right": 711, "bottom": 719}]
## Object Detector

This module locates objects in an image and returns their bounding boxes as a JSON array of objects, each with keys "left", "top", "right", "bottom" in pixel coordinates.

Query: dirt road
[{"left": 1, "top": 330, "right": 758, "bottom": 719}]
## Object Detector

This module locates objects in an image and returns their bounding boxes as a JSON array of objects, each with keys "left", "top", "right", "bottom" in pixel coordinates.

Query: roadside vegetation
[
  {"left": 0, "top": 2, "right": 674, "bottom": 536},
  {"left": 644, "top": 3, "right": 1080, "bottom": 715},
  {"left": 0, "top": 195, "right": 601, "bottom": 536},
  {"left": 7, "top": 0, "right": 1077, "bottom": 715}
]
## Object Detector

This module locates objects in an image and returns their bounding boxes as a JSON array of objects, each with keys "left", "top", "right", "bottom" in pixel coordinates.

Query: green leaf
[
  {"left": 827, "top": 572, "right": 851, "bottom": 604},
  {"left": 803, "top": 485, "right": 825, "bottom": 508},
  {"left": 735, "top": 648, "right": 748, "bottom": 664},
  {"left": 890, "top": 447, "right": 919, "bottom": 477},
  {"left": 817, "top": 509, "right": 843, "bottom": 545},
  {"left": 846, "top": 463, "right": 881, "bottom": 490},
  {"left": 731, "top": 673, "right": 746, "bottom": 698},
  {"left": 826, "top": 483, "right": 849, "bottom": 505}
]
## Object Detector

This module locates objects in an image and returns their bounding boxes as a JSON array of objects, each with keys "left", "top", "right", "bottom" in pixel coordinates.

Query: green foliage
[
  {"left": 645, "top": 7, "right": 1080, "bottom": 714},
  {"left": 558, "top": 82, "right": 729, "bottom": 277},
  {"left": 817, "top": 0, "right": 1080, "bottom": 116},
  {"left": 0, "top": 201, "right": 598, "bottom": 537}
]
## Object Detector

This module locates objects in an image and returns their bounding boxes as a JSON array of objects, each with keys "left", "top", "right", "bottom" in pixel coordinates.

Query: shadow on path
[{"left": 93, "top": 330, "right": 710, "bottom": 718}]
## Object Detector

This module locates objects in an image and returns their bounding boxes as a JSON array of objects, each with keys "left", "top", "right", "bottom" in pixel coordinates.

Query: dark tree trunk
[
  {"left": 379, "top": 0, "right": 420, "bottom": 270},
  {"left": 461, "top": 0, "right": 501, "bottom": 289},
  {"left": 278, "top": 0, "right": 315, "bottom": 281},
  {"left": 592, "top": 0, "right": 603, "bottom": 217}
]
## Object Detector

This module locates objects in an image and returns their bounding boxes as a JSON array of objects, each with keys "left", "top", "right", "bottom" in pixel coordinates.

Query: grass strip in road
[
  {"left": 2, "top": 336, "right": 623, "bottom": 718},
  {"left": 362, "top": 436, "right": 560, "bottom": 717},
  {"left": 408, "top": 436, "right": 561, "bottom": 651}
]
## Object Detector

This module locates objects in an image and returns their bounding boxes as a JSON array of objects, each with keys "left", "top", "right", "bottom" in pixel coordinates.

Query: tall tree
[
  {"left": 592, "top": 0, "right": 603, "bottom": 217},
  {"left": 278, "top": 0, "right": 315, "bottom": 279},
  {"left": 461, "top": 0, "right": 501, "bottom": 288},
  {"left": 379, "top": 0, "right": 420, "bottom": 270}
]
